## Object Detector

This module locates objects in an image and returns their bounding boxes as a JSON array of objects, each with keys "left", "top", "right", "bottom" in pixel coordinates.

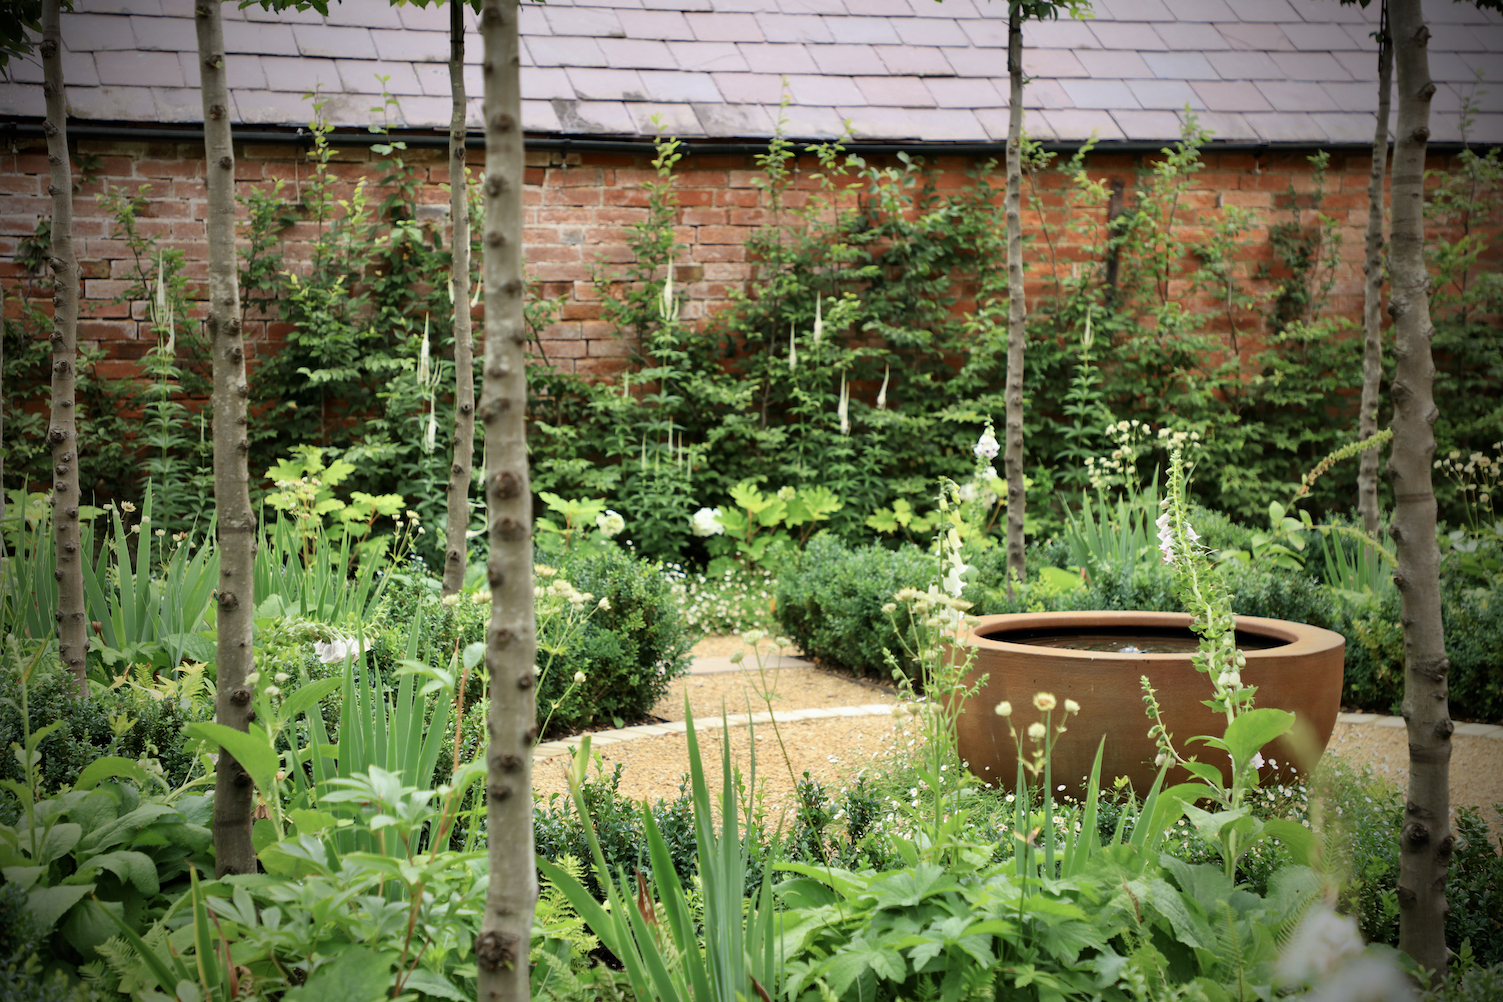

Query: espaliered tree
[
  {"left": 474, "top": 0, "right": 535, "bottom": 999},
  {"left": 196, "top": 0, "right": 258, "bottom": 879},
  {"left": 1358, "top": 0, "right": 1392, "bottom": 536},
  {"left": 41, "top": 0, "right": 87, "bottom": 696},
  {"left": 442, "top": 0, "right": 477, "bottom": 597},
  {"left": 1386, "top": 0, "right": 1449, "bottom": 979},
  {"left": 1001, "top": 0, "right": 1088, "bottom": 595}
]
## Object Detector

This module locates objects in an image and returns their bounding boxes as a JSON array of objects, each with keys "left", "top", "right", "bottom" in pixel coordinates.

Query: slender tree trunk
[
  {"left": 475, "top": 1, "right": 536, "bottom": 999},
  {"left": 1359, "top": 2, "right": 1393, "bottom": 536},
  {"left": 1002, "top": 3, "right": 1027, "bottom": 597},
  {"left": 196, "top": 0, "right": 257, "bottom": 879},
  {"left": 442, "top": 0, "right": 476, "bottom": 597},
  {"left": 1387, "top": 0, "right": 1452, "bottom": 979},
  {"left": 42, "top": 0, "right": 87, "bottom": 697}
]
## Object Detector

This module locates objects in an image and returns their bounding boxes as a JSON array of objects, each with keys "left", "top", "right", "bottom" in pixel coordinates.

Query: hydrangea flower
[
  {"left": 595, "top": 509, "right": 625, "bottom": 538},
  {"left": 689, "top": 507, "right": 724, "bottom": 537}
]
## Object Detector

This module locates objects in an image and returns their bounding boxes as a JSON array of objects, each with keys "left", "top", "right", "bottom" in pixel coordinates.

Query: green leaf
[
  {"left": 186, "top": 723, "right": 279, "bottom": 796},
  {"left": 279, "top": 677, "right": 342, "bottom": 724},
  {"left": 1259, "top": 818, "right": 1316, "bottom": 867},
  {"left": 26, "top": 883, "right": 94, "bottom": 931},
  {"left": 252, "top": 819, "right": 279, "bottom": 854},
  {"left": 1221, "top": 708, "right": 1295, "bottom": 767},
  {"left": 400, "top": 968, "right": 466, "bottom": 1001},
  {"left": 284, "top": 946, "right": 395, "bottom": 1002},
  {"left": 75, "top": 757, "right": 153, "bottom": 791},
  {"left": 35, "top": 822, "right": 82, "bottom": 866},
  {"left": 83, "top": 850, "right": 160, "bottom": 896},
  {"left": 60, "top": 897, "right": 126, "bottom": 959}
]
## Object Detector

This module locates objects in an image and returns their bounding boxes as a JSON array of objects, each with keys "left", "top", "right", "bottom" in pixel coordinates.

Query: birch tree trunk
[
  {"left": 196, "top": 0, "right": 258, "bottom": 879},
  {"left": 442, "top": 0, "right": 476, "bottom": 597},
  {"left": 1359, "top": 2, "right": 1393, "bottom": 536},
  {"left": 1002, "top": 2, "right": 1027, "bottom": 597},
  {"left": 1387, "top": 0, "right": 1452, "bottom": 979},
  {"left": 42, "top": 0, "right": 88, "bottom": 697},
  {"left": 475, "top": 1, "right": 536, "bottom": 998}
]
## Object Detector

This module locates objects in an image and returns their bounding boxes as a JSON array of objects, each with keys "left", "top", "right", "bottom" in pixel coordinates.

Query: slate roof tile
[
  {"left": 638, "top": 68, "right": 720, "bottom": 102},
  {"left": 567, "top": 67, "right": 648, "bottom": 101},
  {"left": 1321, "top": 81, "right": 1381, "bottom": 114},
  {"left": 522, "top": 99, "right": 564, "bottom": 133},
  {"left": 1332, "top": 50, "right": 1381, "bottom": 82},
  {"left": 1143, "top": 50, "right": 1218, "bottom": 79},
  {"left": 754, "top": 13, "right": 832, "bottom": 43},
  {"left": 1269, "top": 51, "right": 1351, "bottom": 81},
  {"left": 892, "top": 18, "right": 971, "bottom": 47},
  {"left": 782, "top": 0, "right": 848, "bottom": 15},
  {"left": 975, "top": 107, "right": 1053, "bottom": 140},
  {"left": 783, "top": 71, "right": 863, "bottom": 105},
  {"left": 1089, "top": 22, "right": 1170, "bottom": 52},
  {"left": 552, "top": 98, "right": 638, "bottom": 133},
  {"left": 618, "top": 10, "right": 696, "bottom": 39},
  {"left": 925, "top": 75, "right": 1004, "bottom": 108},
  {"left": 325, "top": 4, "right": 406, "bottom": 29},
  {"left": 1112, "top": 109, "right": 1186, "bottom": 138},
  {"left": 128, "top": 14, "right": 196, "bottom": 52},
  {"left": 395, "top": 3, "right": 460, "bottom": 31},
  {"left": 1021, "top": 20, "right": 1097, "bottom": 49},
  {"left": 775, "top": 104, "right": 848, "bottom": 138},
  {"left": 95, "top": 48, "right": 183, "bottom": 87},
  {"left": 807, "top": 43, "right": 888, "bottom": 76},
  {"left": 32, "top": 49, "right": 101, "bottom": 88},
  {"left": 93, "top": 0, "right": 162, "bottom": 14},
  {"left": 1319, "top": 2, "right": 1375, "bottom": 25},
  {"left": 524, "top": 68, "right": 580, "bottom": 102},
  {"left": 1257, "top": 79, "right": 1340, "bottom": 111},
  {"left": 519, "top": 6, "right": 551, "bottom": 37},
  {"left": 853, "top": 75, "right": 936, "bottom": 107},
  {"left": 686, "top": 12, "right": 764, "bottom": 41},
  {"left": 257, "top": 55, "right": 341, "bottom": 94},
  {"left": 1216, "top": 22, "right": 1293, "bottom": 51},
  {"left": 707, "top": 0, "right": 784, "bottom": 12},
  {"left": 413, "top": 63, "right": 452, "bottom": 98},
  {"left": 734, "top": 42, "right": 817, "bottom": 73},
  {"left": 1459, "top": 52, "right": 1500, "bottom": 79},
  {"left": 336, "top": 61, "right": 424, "bottom": 96},
  {"left": 915, "top": 0, "right": 981, "bottom": 18},
  {"left": 224, "top": 89, "right": 318, "bottom": 125},
  {"left": 1127, "top": 78, "right": 1205, "bottom": 109},
  {"left": 1191, "top": 110, "right": 1257, "bottom": 139},
  {"left": 872, "top": 44, "right": 955, "bottom": 77},
  {"left": 1429, "top": 23, "right": 1503, "bottom": 52},
  {"left": 668, "top": 41, "right": 749, "bottom": 72},
  {"left": 1162, "top": 0, "right": 1236, "bottom": 21},
  {"left": 1233, "top": 0, "right": 1301, "bottom": 24},
  {"left": 1019, "top": 48, "right": 1089, "bottom": 78},
  {"left": 640, "top": 0, "right": 712, "bottom": 12},
  {"left": 1192, "top": 80, "right": 1274, "bottom": 111},
  {"left": 1427, "top": 50, "right": 1486, "bottom": 83},
  {"left": 1041, "top": 108, "right": 1126, "bottom": 140},
  {"left": 710, "top": 71, "right": 788, "bottom": 104},
  {"left": 369, "top": 28, "right": 451, "bottom": 63},
  {"left": 855, "top": 0, "right": 920, "bottom": 16},
  {"left": 692, "top": 101, "right": 777, "bottom": 135},
  {"left": 238, "top": 4, "right": 323, "bottom": 24},
  {"left": 627, "top": 100, "right": 706, "bottom": 134},
  {"left": 1152, "top": 22, "right": 1228, "bottom": 50},
  {"left": 527, "top": 36, "right": 609, "bottom": 68},
  {"left": 599, "top": 37, "right": 677, "bottom": 68},
  {"left": 1244, "top": 111, "right": 1322, "bottom": 141},
  {"left": 1309, "top": 112, "right": 1382, "bottom": 143},
  {"left": 1017, "top": 78, "right": 1075, "bottom": 109},
  {"left": 150, "top": 87, "right": 205, "bottom": 123},
  {"left": 66, "top": 83, "right": 162, "bottom": 120},
  {"left": 829, "top": 17, "right": 903, "bottom": 45},
  {"left": 1082, "top": 50, "right": 1155, "bottom": 79},
  {"left": 1212, "top": 50, "right": 1285, "bottom": 80},
  {"left": 293, "top": 25, "right": 378, "bottom": 61},
  {"left": 66, "top": 13, "right": 143, "bottom": 50},
  {"left": 543, "top": 7, "right": 626, "bottom": 39},
  {"left": 1061, "top": 78, "right": 1143, "bottom": 109},
  {"left": 1285, "top": 23, "right": 1359, "bottom": 52},
  {"left": 1093, "top": 0, "right": 1173, "bottom": 21}
]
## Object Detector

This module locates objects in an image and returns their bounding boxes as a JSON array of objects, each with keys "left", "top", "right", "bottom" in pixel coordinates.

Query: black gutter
[{"left": 1, "top": 119, "right": 1489, "bottom": 157}]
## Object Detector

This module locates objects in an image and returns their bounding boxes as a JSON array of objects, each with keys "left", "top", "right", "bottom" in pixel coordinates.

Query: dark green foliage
[
  {"left": 547, "top": 546, "right": 694, "bottom": 732},
  {"left": 774, "top": 532, "right": 935, "bottom": 679},
  {"left": 0, "top": 882, "right": 88, "bottom": 1002},
  {"left": 0, "top": 661, "right": 203, "bottom": 802}
]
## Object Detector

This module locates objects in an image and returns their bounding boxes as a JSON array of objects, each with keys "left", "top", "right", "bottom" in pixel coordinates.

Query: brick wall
[{"left": 1, "top": 132, "right": 1492, "bottom": 384}]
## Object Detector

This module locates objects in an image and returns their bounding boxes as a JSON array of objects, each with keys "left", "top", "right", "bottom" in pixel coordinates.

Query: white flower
[
  {"left": 313, "top": 637, "right": 367, "bottom": 664},
  {"left": 1033, "top": 692, "right": 1057, "bottom": 712},
  {"left": 1027, "top": 722, "right": 1047, "bottom": 740},
  {"left": 573, "top": 671, "right": 586, "bottom": 684},
  {"left": 441, "top": 593, "right": 461, "bottom": 607},
  {"left": 973, "top": 428, "right": 1000, "bottom": 460},
  {"left": 1064, "top": 699, "right": 1081, "bottom": 715},
  {"left": 595, "top": 510, "right": 625, "bottom": 538},
  {"left": 689, "top": 507, "right": 724, "bottom": 537},
  {"left": 1276, "top": 906, "right": 1366, "bottom": 986},
  {"left": 995, "top": 701, "right": 1012, "bottom": 717},
  {"left": 597, "top": 596, "right": 611, "bottom": 611}
]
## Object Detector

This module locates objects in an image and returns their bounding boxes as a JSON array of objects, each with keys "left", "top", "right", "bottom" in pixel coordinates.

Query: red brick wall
[{"left": 1, "top": 134, "right": 1491, "bottom": 384}]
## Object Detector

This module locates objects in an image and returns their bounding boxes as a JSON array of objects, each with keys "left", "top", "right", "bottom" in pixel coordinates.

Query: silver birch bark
[
  {"left": 1002, "top": 3, "right": 1027, "bottom": 597},
  {"left": 1387, "top": 0, "right": 1452, "bottom": 978},
  {"left": 1359, "top": 4, "right": 1393, "bottom": 536},
  {"left": 474, "top": 0, "right": 536, "bottom": 998},
  {"left": 443, "top": 0, "right": 476, "bottom": 597},
  {"left": 196, "top": 0, "right": 258, "bottom": 879},
  {"left": 42, "top": 0, "right": 87, "bottom": 697}
]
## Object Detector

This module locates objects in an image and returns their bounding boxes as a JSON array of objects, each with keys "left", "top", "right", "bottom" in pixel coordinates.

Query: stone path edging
[{"left": 535, "top": 709, "right": 1502, "bottom": 762}]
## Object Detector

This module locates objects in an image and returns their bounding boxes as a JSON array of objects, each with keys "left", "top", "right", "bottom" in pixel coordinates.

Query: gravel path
[{"left": 533, "top": 637, "right": 1503, "bottom": 842}]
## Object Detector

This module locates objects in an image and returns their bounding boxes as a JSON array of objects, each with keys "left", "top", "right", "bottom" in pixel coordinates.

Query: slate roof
[{"left": 2, "top": 0, "right": 1501, "bottom": 145}]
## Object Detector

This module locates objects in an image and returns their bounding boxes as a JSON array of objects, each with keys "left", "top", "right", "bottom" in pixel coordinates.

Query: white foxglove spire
[
  {"left": 788, "top": 321, "right": 797, "bottom": 370},
  {"left": 417, "top": 313, "right": 432, "bottom": 386},
  {"left": 812, "top": 293, "right": 823, "bottom": 345},
  {"left": 837, "top": 371, "right": 850, "bottom": 435},
  {"left": 876, "top": 363, "right": 889, "bottom": 409},
  {"left": 470, "top": 276, "right": 483, "bottom": 308}
]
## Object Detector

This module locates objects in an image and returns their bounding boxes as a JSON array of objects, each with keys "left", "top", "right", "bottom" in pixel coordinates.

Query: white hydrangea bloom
[{"left": 690, "top": 507, "right": 724, "bottom": 537}]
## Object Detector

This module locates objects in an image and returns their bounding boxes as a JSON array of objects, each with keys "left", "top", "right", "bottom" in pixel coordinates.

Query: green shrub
[
  {"left": 0, "top": 658, "right": 203, "bottom": 801},
  {"left": 774, "top": 533, "right": 935, "bottom": 679}
]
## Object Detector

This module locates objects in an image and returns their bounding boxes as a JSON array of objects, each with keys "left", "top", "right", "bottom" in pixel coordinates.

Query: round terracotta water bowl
[{"left": 955, "top": 611, "right": 1345, "bottom": 798}]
